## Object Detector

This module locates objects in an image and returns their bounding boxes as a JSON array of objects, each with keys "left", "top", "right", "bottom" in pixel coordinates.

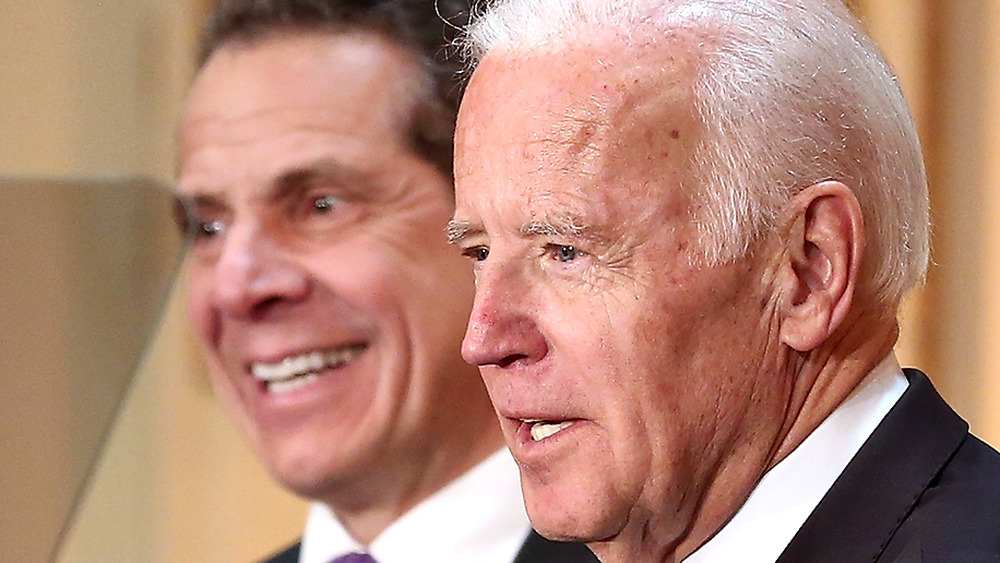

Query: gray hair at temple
[{"left": 460, "top": 0, "right": 929, "bottom": 307}]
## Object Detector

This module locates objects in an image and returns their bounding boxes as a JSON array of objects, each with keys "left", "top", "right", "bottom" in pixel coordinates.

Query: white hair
[{"left": 460, "top": 0, "right": 930, "bottom": 306}]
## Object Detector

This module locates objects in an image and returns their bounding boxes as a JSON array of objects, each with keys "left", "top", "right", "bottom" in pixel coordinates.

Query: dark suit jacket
[
  {"left": 261, "top": 530, "right": 596, "bottom": 563},
  {"left": 778, "top": 369, "right": 1000, "bottom": 562}
]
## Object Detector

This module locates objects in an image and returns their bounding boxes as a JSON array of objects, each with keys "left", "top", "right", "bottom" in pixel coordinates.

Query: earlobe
[{"left": 778, "top": 181, "right": 864, "bottom": 352}]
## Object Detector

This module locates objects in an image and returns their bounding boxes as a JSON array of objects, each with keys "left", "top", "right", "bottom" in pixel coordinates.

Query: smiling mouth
[
  {"left": 524, "top": 419, "right": 576, "bottom": 441},
  {"left": 251, "top": 344, "right": 367, "bottom": 394}
]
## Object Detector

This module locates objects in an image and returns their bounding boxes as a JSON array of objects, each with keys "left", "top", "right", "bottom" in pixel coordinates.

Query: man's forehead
[
  {"left": 457, "top": 35, "right": 701, "bottom": 191},
  {"left": 186, "top": 34, "right": 415, "bottom": 118},
  {"left": 178, "top": 31, "right": 423, "bottom": 190},
  {"left": 454, "top": 33, "right": 701, "bottom": 249},
  {"left": 457, "top": 56, "right": 609, "bottom": 190},
  {"left": 460, "top": 33, "right": 701, "bottom": 144}
]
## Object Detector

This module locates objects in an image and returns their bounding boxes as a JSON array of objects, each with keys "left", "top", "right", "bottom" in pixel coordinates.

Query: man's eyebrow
[
  {"left": 447, "top": 220, "right": 480, "bottom": 245},
  {"left": 520, "top": 217, "right": 588, "bottom": 238},
  {"left": 274, "top": 158, "right": 372, "bottom": 197},
  {"left": 176, "top": 191, "right": 225, "bottom": 210}
]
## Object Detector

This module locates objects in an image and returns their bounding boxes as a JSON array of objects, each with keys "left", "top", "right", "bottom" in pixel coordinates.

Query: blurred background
[{"left": 0, "top": 0, "right": 998, "bottom": 561}]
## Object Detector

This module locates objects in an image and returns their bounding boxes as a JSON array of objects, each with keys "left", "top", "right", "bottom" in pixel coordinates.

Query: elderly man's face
[
  {"left": 453, "top": 41, "right": 790, "bottom": 549},
  {"left": 177, "top": 33, "right": 496, "bottom": 506}
]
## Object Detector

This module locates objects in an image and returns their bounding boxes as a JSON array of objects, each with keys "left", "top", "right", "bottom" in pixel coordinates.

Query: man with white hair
[{"left": 449, "top": 0, "right": 1000, "bottom": 560}]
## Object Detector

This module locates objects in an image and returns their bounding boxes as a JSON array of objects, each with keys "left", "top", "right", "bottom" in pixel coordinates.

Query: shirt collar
[
  {"left": 685, "top": 353, "right": 908, "bottom": 562},
  {"left": 300, "top": 448, "right": 531, "bottom": 563}
]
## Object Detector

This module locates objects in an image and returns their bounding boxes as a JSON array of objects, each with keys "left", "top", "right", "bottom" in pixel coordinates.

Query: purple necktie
[{"left": 332, "top": 553, "right": 377, "bottom": 563}]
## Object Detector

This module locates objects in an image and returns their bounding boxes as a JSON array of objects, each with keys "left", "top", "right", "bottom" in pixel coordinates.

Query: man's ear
[{"left": 778, "top": 181, "right": 864, "bottom": 352}]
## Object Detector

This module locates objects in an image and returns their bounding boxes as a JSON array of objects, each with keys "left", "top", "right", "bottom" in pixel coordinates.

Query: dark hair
[{"left": 199, "top": 0, "right": 471, "bottom": 180}]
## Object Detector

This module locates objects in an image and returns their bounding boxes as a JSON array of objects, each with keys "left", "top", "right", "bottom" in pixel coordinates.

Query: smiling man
[
  {"left": 174, "top": 1, "right": 597, "bottom": 562},
  {"left": 451, "top": 0, "right": 1000, "bottom": 561}
]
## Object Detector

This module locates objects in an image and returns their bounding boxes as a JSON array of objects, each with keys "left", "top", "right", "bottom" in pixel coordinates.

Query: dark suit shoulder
[
  {"left": 259, "top": 541, "right": 300, "bottom": 563},
  {"left": 256, "top": 533, "right": 594, "bottom": 563},
  {"left": 881, "top": 432, "right": 1000, "bottom": 560},
  {"left": 780, "top": 370, "right": 1000, "bottom": 562},
  {"left": 514, "top": 530, "right": 599, "bottom": 563}
]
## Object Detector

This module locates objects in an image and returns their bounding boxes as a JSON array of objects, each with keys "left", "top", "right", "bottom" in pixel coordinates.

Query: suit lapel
[
  {"left": 263, "top": 533, "right": 596, "bottom": 563},
  {"left": 513, "top": 530, "right": 599, "bottom": 563},
  {"left": 260, "top": 541, "right": 300, "bottom": 563},
  {"left": 777, "top": 370, "right": 967, "bottom": 562}
]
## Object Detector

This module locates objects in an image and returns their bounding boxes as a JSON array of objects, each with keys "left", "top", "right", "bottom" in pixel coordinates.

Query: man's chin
[
  {"left": 524, "top": 488, "right": 623, "bottom": 544},
  {"left": 260, "top": 447, "right": 346, "bottom": 497},
  {"left": 270, "top": 465, "right": 348, "bottom": 503}
]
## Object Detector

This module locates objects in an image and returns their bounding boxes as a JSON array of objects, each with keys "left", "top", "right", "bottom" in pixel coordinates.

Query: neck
[
  {"left": 327, "top": 417, "right": 504, "bottom": 544},
  {"left": 771, "top": 315, "right": 898, "bottom": 465},
  {"left": 589, "top": 312, "right": 899, "bottom": 563}
]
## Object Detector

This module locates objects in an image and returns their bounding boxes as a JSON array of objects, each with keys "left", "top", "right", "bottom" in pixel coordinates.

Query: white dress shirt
[
  {"left": 685, "top": 354, "right": 909, "bottom": 562},
  {"left": 300, "top": 448, "right": 532, "bottom": 563}
]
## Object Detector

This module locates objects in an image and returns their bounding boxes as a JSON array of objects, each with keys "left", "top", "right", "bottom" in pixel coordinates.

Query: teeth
[
  {"left": 251, "top": 345, "right": 366, "bottom": 392},
  {"left": 529, "top": 420, "right": 575, "bottom": 441},
  {"left": 267, "top": 373, "right": 319, "bottom": 395}
]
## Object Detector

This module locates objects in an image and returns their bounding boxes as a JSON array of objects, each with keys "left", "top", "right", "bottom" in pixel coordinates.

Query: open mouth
[
  {"left": 251, "top": 344, "right": 367, "bottom": 394},
  {"left": 523, "top": 419, "right": 576, "bottom": 442}
]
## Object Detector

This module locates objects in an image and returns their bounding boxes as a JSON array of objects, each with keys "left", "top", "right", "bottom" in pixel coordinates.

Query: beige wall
[
  {"left": 857, "top": 0, "right": 1000, "bottom": 443},
  {"left": 3, "top": 1, "right": 1000, "bottom": 562},
  {"left": 58, "top": 290, "right": 308, "bottom": 562},
  {"left": 0, "top": 2, "right": 306, "bottom": 562},
  {"left": 0, "top": 1, "right": 194, "bottom": 180}
]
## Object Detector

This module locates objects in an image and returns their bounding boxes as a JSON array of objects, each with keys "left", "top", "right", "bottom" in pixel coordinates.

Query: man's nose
[
  {"left": 462, "top": 262, "right": 547, "bottom": 369},
  {"left": 212, "top": 224, "right": 310, "bottom": 319}
]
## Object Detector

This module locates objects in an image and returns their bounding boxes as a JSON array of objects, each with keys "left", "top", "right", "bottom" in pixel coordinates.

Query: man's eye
[
  {"left": 313, "top": 194, "right": 341, "bottom": 213},
  {"left": 551, "top": 244, "right": 582, "bottom": 263},
  {"left": 463, "top": 246, "right": 490, "bottom": 261},
  {"left": 197, "top": 219, "right": 225, "bottom": 239}
]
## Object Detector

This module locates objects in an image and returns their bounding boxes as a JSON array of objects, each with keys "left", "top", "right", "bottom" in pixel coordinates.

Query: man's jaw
[{"left": 250, "top": 343, "right": 368, "bottom": 394}]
